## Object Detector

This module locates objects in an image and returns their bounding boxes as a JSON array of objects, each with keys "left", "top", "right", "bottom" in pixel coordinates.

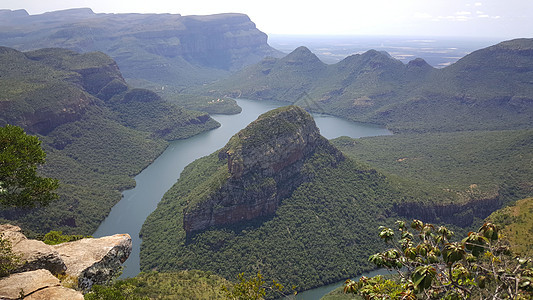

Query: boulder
[
  {"left": 0, "top": 224, "right": 66, "bottom": 274},
  {"left": 0, "top": 269, "right": 82, "bottom": 300},
  {"left": 53, "top": 233, "right": 132, "bottom": 290}
]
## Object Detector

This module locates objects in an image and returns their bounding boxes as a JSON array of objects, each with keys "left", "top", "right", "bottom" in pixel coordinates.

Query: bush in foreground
[{"left": 344, "top": 220, "right": 533, "bottom": 299}]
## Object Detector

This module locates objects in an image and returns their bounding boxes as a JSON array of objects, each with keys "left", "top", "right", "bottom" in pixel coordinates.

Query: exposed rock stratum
[{"left": 183, "top": 106, "right": 344, "bottom": 233}]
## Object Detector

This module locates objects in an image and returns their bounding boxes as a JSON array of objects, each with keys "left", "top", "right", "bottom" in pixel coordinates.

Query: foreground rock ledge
[
  {"left": 53, "top": 233, "right": 132, "bottom": 291},
  {"left": 0, "top": 269, "right": 83, "bottom": 300},
  {"left": 0, "top": 224, "right": 66, "bottom": 274}
]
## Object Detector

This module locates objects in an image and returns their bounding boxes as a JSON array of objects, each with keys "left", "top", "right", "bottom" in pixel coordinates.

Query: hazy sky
[{"left": 2, "top": 0, "right": 532, "bottom": 38}]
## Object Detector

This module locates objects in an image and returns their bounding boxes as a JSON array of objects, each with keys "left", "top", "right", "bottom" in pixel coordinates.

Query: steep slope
[
  {"left": 183, "top": 106, "right": 344, "bottom": 233},
  {"left": 140, "top": 106, "right": 405, "bottom": 292},
  {"left": 0, "top": 8, "right": 282, "bottom": 88},
  {"left": 0, "top": 47, "right": 219, "bottom": 236},
  {"left": 206, "top": 39, "right": 533, "bottom": 133},
  {"left": 486, "top": 197, "right": 533, "bottom": 257}
]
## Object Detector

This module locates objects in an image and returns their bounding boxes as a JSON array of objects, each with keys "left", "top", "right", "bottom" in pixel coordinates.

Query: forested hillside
[
  {"left": 204, "top": 38, "right": 533, "bottom": 133},
  {"left": 0, "top": 46, "right": 219, "bottom": 236},
  {"left": 140, "top": 106, "right": 532, "bottom": 295},
  {"left": 332, "top": 129, "right": 533, "bottom": 225},
  {"left": 0, "top": 8, "right": 282, "bottom": 89}
]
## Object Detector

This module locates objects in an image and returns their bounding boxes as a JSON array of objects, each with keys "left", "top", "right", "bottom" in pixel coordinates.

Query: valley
[
  {"left": 0, "top": 7, "right": 532, "bottom": 300},
  {"left": 94, "top": 98, "right": 392, "bottom": 278}
]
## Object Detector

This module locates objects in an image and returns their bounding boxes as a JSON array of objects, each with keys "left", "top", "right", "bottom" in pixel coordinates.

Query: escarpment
[
  {"left": 183, "top": 106, "right": 344, "bottom": 233},
  {"left": 0, "top": 9, "right": 282, "bottom": 85},
  {"left": 0, "top": 47, "right": 126, "bottom": 134}
]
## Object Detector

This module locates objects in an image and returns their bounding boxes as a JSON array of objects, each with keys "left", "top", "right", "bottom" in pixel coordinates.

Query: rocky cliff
[
  {"left": 0, "top": 47, "right": 125, "bottom": 135},
  {"left": 183, "top": 106, "right": 344, "bottom": 233},
  {"left": 0, "top": 8, "right": 282, "bottom": 86}
]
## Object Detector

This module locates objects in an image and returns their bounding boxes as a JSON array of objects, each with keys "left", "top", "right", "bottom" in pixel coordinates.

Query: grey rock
[{"left": 53, "top": 233, "right": 132, "bottom": 291}]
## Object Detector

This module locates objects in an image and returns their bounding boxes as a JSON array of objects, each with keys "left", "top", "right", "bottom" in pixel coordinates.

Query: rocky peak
[
  {"left": 183, "top": 106, "right": 344, "bottom": 233},
  {"left": 219, "top": 106, "right": 325, "bottom": 178},
  {"left": 407, "top": 57, "right": 432, "bottom": 69}
]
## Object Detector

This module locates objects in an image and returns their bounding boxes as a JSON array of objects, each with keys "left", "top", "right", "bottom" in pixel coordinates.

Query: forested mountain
[
  {"left": 204, "top": 38, "right": 533, "bottom": 133},
  {"left": 140, "top": 106, "right": 402, "bottom": 292},
  {"left": 0, "top": 8, "right": 282, "bottom": 89},
  {"left": 0, "top": 46, "right": 219, "bottom": 236},
  {"left": 139, "top": 105, "right": 533, "bottom": 294}
]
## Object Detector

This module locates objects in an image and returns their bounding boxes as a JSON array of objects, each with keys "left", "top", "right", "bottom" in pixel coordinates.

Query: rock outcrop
[
  {"left": 0, "top": 224, "right": 66, "bottom": 275},
  {"left": 183, "top": 106, "right": 344, "bottom": 233},
  {"left": 0, "top": 224, "right": 132, "bottom": 296},
  {"left": 53, "top": 234, "right": 132, "bottom": 291},
  {"left": 0, "top": 269, "right": 83, "bottom": 300}
]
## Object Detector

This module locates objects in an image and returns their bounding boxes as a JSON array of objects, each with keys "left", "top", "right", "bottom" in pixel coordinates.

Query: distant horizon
[{"left": 1, "top": 0, "right": 531, "bottom": 39}]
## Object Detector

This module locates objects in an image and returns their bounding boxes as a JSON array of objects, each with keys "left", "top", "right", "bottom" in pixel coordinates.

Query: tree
[
  {"left": 0, "top": 234, "right": 21, "bottom": 277},
  {"left": 222, "top": 271, "right": 285, "bottom": 300},
  {"left": 344, "top": 220, "right": 533, "bottom": 299},
  {"left": 0, "top": 124, "right": 58, "bottom": 207}
]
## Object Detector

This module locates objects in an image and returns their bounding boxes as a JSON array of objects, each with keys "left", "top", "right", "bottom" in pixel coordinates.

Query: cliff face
[
  {"left": 0, "top": 9, "right": 282, "bottom": 86},
  {"left": 183, "top": 106, "right": 344, "bottom": 233},
  {"left": 394, "top": 195, "right": 502, "bottom": 227},
  {"left": 0, "top": 47, "right": 129, "bottom": 135}
]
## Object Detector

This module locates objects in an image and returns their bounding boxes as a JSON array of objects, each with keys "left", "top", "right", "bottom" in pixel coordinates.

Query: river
[{"left": 93, "top": 98, "right": 391, "bottom": 297}]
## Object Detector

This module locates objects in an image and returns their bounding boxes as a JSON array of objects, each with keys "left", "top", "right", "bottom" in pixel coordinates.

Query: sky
[{"left": 2, "top": 0, "right": 532, "bottom": 38}]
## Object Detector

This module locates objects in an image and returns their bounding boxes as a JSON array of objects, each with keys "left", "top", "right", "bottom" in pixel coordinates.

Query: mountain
[
  {"left": 204, "top": 39, "right": 533, "bottom": 133},
  {"left": 183, "top": 106, "right": 344, "bottom": 233},
  {"left": 0, "top": 8, "right": 282, "bottom": 88},
  {"left": 0, "top": 46, "right": 219, "bottom": 236},
  {"left": 140, "top": 106, "right": 409, "bottom": 292},
  {"left": 140, "top": 105, "right": 532, "bottom": 292}
]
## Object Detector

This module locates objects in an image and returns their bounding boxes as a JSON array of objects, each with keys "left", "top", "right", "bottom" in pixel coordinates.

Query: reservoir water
[{"left": 93, "top": 98, "right": 391, "bottom": 295}]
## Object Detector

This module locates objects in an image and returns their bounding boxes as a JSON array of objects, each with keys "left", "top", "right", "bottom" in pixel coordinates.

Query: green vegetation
[
  {"left": 205, "top": 39, "right": 533, "bottom": 133},
  {"left": 84, "top": 270, "right": 230, "bottom": 300},
  {"left": 223, "top": 105, "right": 313, "bottom": 150},
  {"left": 0, "top": 125, "right": 59, "bottom": 208},
  {"left": 222, "top": 271, "right": 285, "bottom": 300},
  {"left": 332, "top": 130, "right": 533, "bottom": 207},
  {"left": 141, "top": 146, "right": 405, "bottom": 293},
  {"left": 343, "top": 220, "right": 533, "bottom": 299},
  {"left": 0, "top": 47, "right": 219, "bottom": 236},
  {"left": 42, "top": 230, "right": 92, "bottom": 245},
  {"left": 166, "top": 93, "right": 241, "bottom": 115},
  {"left": 0, "top": 235, "right": 21, "bottom": 277},
  {"left": 486, "top": 197, "right": 533, "bottom": 257}
]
